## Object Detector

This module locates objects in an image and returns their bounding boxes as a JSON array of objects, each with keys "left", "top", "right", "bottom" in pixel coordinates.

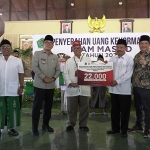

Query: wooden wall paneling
[
  {"left": 16, "top": 12, "right": 28, "bottom": 21},
  {"left": 67, "top": 8, "right": 76, "bottom": 19},
  {"left": 87, "top": 0, "right": 97, "bottom": 9},
  {"left": 30, "top": 0, "right": 46, "bottom": 10},
  {"left": 75, "top": 9, "right": 87, "bottom": 19},
  {"left": 74, "top": 0, "right": 86, "bottom": 19},
  {"left": 28, "top": 11, "right": 37, "bottom": 20},
  {"left": 1, "top": 12, "right": 9, "bottom": 21},
  {"left": 47, "top": 0, "right": 55, "bottom": 9},
  {"left": 66, "top": 0, "right": 76, "bottom": 19},
  {"left": 54, "top": 8, "right": 66, "bottom": 19},
  {"left": 0, "top": 0, "right": 10, "bottom": 11},
  {"left": 47, "top": 10, "right": 57, "bottom": 20},
  {"left": 29, "top": 0, "right": 46, "bottom": 20},
  {"left": 11, "top": 12, "right": 20, "bottom": 21},
  {"left": 11, "top": 0, "right": 28, "bottom": 11},
  {"left": 74, "top": 0, "right": 86, "bottom": 9},
  {"left": 11, "top": 0, "right": 28, "bottom": 21},
  {"left": 36, "top": 11, "right": 47, "bottom": 20},
  {"left": 47, "top": 0, "right": 57, "bottom": 20},
  {"left": 53, "top": 0, "right": 66, "bottom": 9},
  {"left": 127, "top": 0, "right": 148, "bottom": 18},
  {"left": 137, "top": 0, "right": 148, "bottom": 18},
  {"left": 149, "top": 0, "right": 150, "bottom": 18},
  {"left": 106, "top": 0, "right": 126, "bottom": 18},
  {"left": 87, "top": 0, "right": 106, "bottom": 18}
]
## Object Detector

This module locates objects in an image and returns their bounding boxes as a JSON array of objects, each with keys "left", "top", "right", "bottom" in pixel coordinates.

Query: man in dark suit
[
  {"left": 63, "top": 24, "right": 70, "bottom": 33},
  {"left": 123, "top": 23, "right": 131, "bottom": 32}
]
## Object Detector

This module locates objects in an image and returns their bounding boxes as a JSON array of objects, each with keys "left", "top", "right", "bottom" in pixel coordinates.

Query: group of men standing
[
  {"left": 107, "top": 35, "right": 150, "bottom": 138},
  {"left": 0, "top": 34, "right": 150, "bottom": 139}
]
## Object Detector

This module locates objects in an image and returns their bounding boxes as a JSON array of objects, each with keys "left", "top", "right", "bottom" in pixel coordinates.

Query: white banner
[{"left": 33, "top": 33, "right": 149, "bottom": 61}]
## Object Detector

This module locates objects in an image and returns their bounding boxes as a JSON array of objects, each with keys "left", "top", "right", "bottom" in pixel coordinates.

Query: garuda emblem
[{"left": 88, "top": 15, "right": 106, "bottom": 33}]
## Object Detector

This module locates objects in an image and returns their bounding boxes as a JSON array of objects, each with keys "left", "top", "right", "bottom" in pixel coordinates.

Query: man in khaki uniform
[{"left": 32, "top": 35, "right": 60, "bottom": 136}]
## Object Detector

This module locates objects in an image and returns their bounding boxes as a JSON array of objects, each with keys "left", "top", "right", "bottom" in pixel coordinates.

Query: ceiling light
[
  {"left": 0, "top": 13, "right": 2, "bottom": 15},
  {"left": 119, "top": 1, "right": 123, "bottom": 5},
  {"left": 71, "top": 3, "right": 74, "bottom": 6}
]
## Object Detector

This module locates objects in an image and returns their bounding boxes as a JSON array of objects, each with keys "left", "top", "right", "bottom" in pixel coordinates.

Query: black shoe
[
  {"left": 121, "top": 133, "right": 127, "bottom": 138},
  {"left": 79, "top": 126, "right": 89, "bottom": 131},
  {"left": 66, "top": 126, "right": 74, "bottom": 132},
  {"left": 128, "top": 125, "right": 144, "bottom": 132},
  {"left": 107, "top": 130, "right": 120, "bottom": 134},
  {"left": 42, "top": 125, "right": 54, "bottom": 132},
  {"left": 32, "top": 130, "right": 39, "bottom": 136}
]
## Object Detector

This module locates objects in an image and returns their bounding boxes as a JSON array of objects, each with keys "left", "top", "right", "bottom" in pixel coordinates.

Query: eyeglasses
[
  {"left": 1, "top": 46, "right": 11, "bottom": 49},
  {"left": 44, "top": 41, "right": 54, "bottom": 45}
]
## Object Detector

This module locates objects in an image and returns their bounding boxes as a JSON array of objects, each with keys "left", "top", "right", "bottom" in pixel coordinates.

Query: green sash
[{"left": 59, "top": 72, "right": 64, "bottom": 85}]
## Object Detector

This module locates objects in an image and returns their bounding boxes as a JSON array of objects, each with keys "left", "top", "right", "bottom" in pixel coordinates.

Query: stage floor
[{"left": 0, "top": 109, "right": 150, "bottom": 150}]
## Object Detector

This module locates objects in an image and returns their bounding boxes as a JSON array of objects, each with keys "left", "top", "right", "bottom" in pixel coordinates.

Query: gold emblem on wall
[{"left": 88, "top": 15, "right": 106, "bottom": 33}]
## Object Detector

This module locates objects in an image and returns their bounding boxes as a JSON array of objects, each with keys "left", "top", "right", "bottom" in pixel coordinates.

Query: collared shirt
[
  {"left": 63, "top": 56, "right": 91, "bottom": 97},
  {"left": 132, "top": 50, "right": 150, "bottom": 89},
  {"left": 0, "top": 56, "right": 24, "bottom": 96},
  {"left": 32, "top": 50, "right": 60, "bottom": 89},
  {"left": 108, "top": 53, "right": 134, "bottom": 95}
]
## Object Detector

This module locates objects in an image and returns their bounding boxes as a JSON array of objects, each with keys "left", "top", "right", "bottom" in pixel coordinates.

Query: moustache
[{"left": 117, "top": 50, "right": 122, "bottom": 52}]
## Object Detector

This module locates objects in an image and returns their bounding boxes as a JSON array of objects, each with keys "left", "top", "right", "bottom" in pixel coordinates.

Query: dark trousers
[
  {"left": 110, "top": 93, "right": 131, "bottom": 134},
  {"left": 32, "top": 87, "right": 54, "bottom": 131},
  {"left": 133, "top": 87, "right": 150, "bottom": 129}
]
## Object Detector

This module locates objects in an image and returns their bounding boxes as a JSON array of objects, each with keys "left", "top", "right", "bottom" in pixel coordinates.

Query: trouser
[
  {"left": 32, "top": 87, "right": 54, "bottom": 131},
  {"left": 19, "top": 95, "right": 22, "bottom": 110},
  {"left": 110, "top": 93, "right": 131, "bottom": 134},
  {"left": 0, "top": 96, "right": 20, "bottom": 129},
  {"left": 61, "top": 90, "right": 67, "bottom": 111},
  {"left": 133, "top": 87, "right": 150, "bottom": 129},
  {"left": 67, "top": 96, "right": 89, "bottom": 127}
]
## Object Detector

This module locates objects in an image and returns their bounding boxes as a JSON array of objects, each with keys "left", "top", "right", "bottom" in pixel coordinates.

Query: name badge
[{"left": 41, "top": 58, "right": 46, "bottom": 64}]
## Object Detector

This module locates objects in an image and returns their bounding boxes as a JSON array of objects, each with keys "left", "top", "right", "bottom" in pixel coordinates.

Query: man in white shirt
[
  {"left": 0, "top": 39, "right": 24, "bottom": 136},
  {"left": 63, "top": 40, "right": 91, "bottom": 132},
  {"left": 58, "top": 55, "right": 71, "bottom": 115},
  {"left": 107, "top": 39, "right": 134, "bottom": 138}
]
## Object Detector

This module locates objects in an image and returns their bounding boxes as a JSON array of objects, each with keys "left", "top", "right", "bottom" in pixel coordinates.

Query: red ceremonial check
[{"left": 77, "top": 62, "right": 113, "bottom": 86}]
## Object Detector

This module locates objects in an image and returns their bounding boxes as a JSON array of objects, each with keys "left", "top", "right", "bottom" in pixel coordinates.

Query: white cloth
[
  {"left": 0, "top": 56, "right": 24, "bottom": 96},
  {"left": 63, "top": 56, "right": 91, "bottom": 97},
  {"left": 60, "top": 62, "right": 67, "bottom": 90},
  {"left": 108, "top": 53, "right": 134, "bottom": 95},
  {"left": 55, "top": 62, "right": 67, "bottom": 90}
]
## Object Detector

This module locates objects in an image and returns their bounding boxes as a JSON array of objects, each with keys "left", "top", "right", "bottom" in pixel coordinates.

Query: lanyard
[{"left": 74, "top": 55, "right": 84, "bottom": 68}]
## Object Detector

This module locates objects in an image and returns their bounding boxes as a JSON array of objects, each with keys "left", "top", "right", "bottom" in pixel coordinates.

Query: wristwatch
[{"left": 20, "top": 86, "right": 24, "bottom": 89}]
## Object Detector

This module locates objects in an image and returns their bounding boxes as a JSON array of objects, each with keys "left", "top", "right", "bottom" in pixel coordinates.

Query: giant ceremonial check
[
  {"left": 33, "top": 33, "right": 150, "bottom": 61},
  {"left": 77, "top": 62, "right": 113, "bottom": 86}
]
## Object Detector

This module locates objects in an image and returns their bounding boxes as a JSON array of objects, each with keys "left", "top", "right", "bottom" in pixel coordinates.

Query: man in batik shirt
[{"left": 129, "top": 35, "right": 150, "bottom": 138}]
